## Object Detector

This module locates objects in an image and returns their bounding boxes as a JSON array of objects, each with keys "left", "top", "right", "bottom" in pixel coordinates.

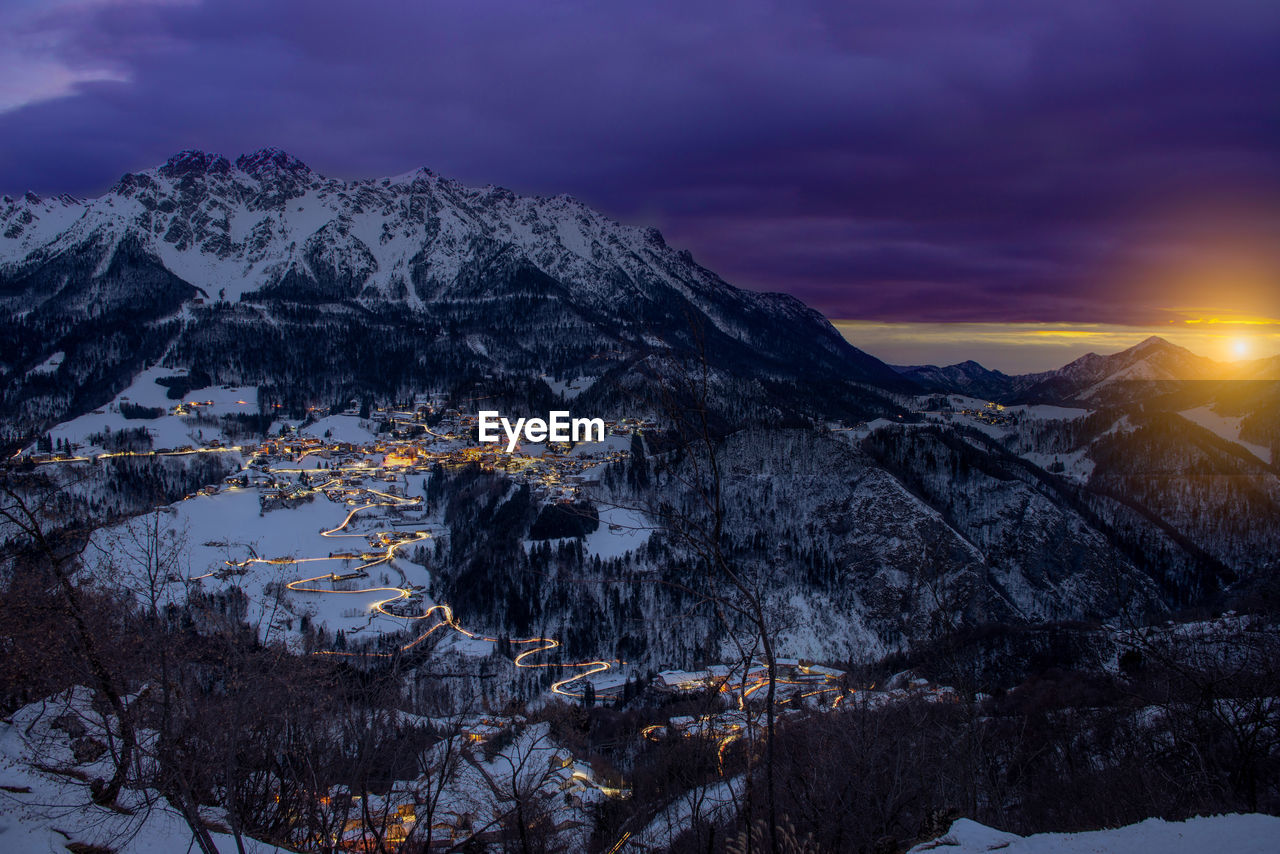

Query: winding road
[{"left": 224, "top": 486, "right": 612, "bottom": 697}]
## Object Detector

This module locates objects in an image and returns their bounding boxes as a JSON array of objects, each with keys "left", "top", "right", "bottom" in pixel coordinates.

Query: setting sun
[{"left": 1232, "top": 338, "right": 1251, "bottom": 359}]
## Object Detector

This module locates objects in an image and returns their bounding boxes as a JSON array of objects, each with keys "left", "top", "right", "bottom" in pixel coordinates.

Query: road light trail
[
  {"left": 35, "top": 446, "right": 246, "bottom": 466},
  {"left": 221, "top": 472, "right": 849, "bottom": 706},
  {"left": 227, "top": 486, "right": 612, "bottom": 697}
]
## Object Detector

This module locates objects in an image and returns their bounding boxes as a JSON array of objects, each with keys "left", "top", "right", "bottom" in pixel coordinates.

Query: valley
[{"left": 1, "top": 150, "right": 1277, "bottom": 853}]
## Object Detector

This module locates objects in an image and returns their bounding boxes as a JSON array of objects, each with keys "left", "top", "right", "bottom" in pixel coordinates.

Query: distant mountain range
[{"left": 896, "top": 335, "right": 1280, "bottom": 405}]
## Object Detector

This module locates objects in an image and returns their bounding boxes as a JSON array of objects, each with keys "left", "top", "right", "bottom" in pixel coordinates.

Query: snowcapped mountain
[
  {"left": 0, "top": 148, "right": 905, "bottom": 434},
  {"left": 1018, "top": 336, "right": 1219, "bottom": 403},
  {"left": 897, "top": 336, "right": 1245, "bottom": 405},
  {"left": 4, "top": 147, "right": 805, "bottom": 316}
]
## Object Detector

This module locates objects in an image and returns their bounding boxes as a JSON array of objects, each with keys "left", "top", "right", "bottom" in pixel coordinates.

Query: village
[
  {"left": 17, "top": 390, "right": 646, "bottom": 507},
  {"left": 9, "top": 387, "right": 973, "bottom": 851},
  {"left": 228, "top": 401, "right": 641, "bottom": 510}
]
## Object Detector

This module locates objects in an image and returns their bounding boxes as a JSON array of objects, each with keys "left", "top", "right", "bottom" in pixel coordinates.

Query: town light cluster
[{"left": 477, "top": 410, "right": 606, "bottom": 452}]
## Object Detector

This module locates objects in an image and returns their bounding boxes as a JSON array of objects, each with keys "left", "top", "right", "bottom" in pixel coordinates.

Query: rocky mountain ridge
[
  {"left": 0, "top": 148, "right": 905, "bottom": 435},
  {"left": 899, "top": 335, "right": 1280, "bottom": 405}
]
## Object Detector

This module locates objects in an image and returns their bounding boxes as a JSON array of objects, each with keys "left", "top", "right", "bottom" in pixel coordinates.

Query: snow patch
[
  {"left": 1179, "top": 406, "right": 1272, "bottom": 464},
  {"left": 584, "top": 505, "right": 650, "bottom": 559},
  {"left": 27, "top": 351, "right": 64, "bottom": 375},
  {"left": 298, "top": 414, "right": 379, "bottom": 444},
  {"left": 909, "top": 814, "right": 1280, "bottom": 854},
  {"left": 545, "top": 375, "right": 597, "bottom": 400}
]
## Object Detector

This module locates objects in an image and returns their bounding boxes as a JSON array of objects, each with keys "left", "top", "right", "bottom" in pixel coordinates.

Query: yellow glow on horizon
[
  {"left": 1173, "top": 312, "right": 1280, "bottom": 327},
  {"left": 833, "top": 319, "right": 1280, "bottom": 373},
  {"left": 1031, "top": 330, "right": 1099, "bottom": 338}
]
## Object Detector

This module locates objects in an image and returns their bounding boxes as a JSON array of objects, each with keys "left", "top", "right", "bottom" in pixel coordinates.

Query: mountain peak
[
  {"left": 234, "top": 147, "right": 312, "bottom": 177},
  {"left": 1061, "top": 335, "right": 1186, "bottom": 371},
  {"left": 1131, "top": 335, "right": 1174, "bottom": 352},
  {"left": 158, "top": 149, "right": 232, "bottom": 179},
  {"left": 1120, "top": 335, "right": 1207, "bottom": 364}
]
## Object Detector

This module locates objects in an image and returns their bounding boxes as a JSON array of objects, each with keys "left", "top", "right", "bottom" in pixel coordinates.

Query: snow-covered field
[
  {"left": 585, "top": 505, "right": 651, "bottom": 559},
  {"left": 545, "top": 375, "right": 598, "bottom": 400},
  {"left": 1179, "top": 405, "right": 1272, "bottom": 464},
  {"left": 90, "top": 478, "right": 446, "bottom": 649},
  {"left": 1007, "top": 404, "right": 1092, "bottom": 420},
  {"left": 296, "top": 413, "right": 380, "bottom": 444},
  {"left": 0, "top": 690, "right": 287, "bottom": 854},
  {"left": 1019, "top": 447, "right": 1096, "bottom": 483},
  {"left": 39, "top": 364, "right": 261, "bottom": 453}
]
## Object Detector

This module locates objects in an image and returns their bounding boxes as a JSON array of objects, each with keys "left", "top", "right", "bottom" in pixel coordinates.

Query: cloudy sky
[{"left": 1, "top": 0, "right": 1277, "bottom": 367}]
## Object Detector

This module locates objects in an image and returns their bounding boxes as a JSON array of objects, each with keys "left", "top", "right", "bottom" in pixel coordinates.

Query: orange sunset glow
[{"left": 837, "top": 316, "right": 1280, "bottom": 373}]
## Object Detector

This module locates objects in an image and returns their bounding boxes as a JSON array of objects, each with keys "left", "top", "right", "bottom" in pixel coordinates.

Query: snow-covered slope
[
  {"left": 0, "top": 689, "right": 287, "bottom": 854},
  {"left": 8, "top": 147, "right": 764, "bottom": 316},
  {"left": 910, "top": 815, "right": 1280, "bottom": 854},
  {"left": 1023, "top": 336, "right": 1218, "bottom": 402},
  {"left": 1179, "top": 405, "right": 1273, "bottom": 464}
]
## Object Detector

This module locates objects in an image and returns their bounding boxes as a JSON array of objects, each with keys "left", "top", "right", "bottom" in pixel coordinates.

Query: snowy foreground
[
  {"left": 0, "top": 688, "right": 608, "bottom": 853},
  {"left": 0, "top": 690, "right": 287, "bottom": 854},
  {"left": 909, "top": 815, "right": 1280, "bottom": 854},
  {"left": 4, "top": 687, "right": 1277, "bottom": 854}
]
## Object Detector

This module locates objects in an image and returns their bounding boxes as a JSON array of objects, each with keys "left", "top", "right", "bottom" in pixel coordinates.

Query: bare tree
[
  {"left": 463, "top": 723, "right": 569, "bottom": 854},
  {"left": 398, "top": 711, "right": 468, "bottom": 851},
  {"left": 0, "top": 477, "right": 141, "bottom": 812},
  {"left": 630, "top": 318, "right": 789, "bottom": 854}
]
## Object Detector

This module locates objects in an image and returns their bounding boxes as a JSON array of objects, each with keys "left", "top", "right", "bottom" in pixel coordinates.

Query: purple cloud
[{"left": 1, "top": 0, "right": 1277, "bottom": 323}]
